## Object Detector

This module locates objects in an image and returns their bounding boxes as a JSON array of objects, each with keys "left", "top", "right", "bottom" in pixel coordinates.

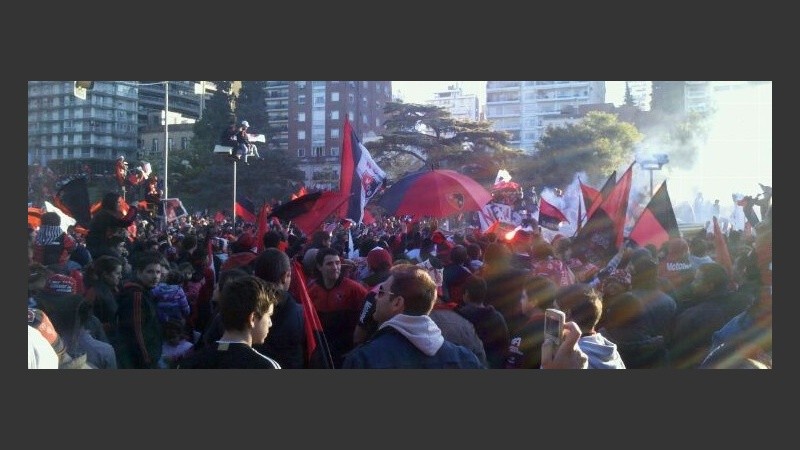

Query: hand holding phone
[{"left": 544, "top": 308, "right": 566, "bottom": 346}]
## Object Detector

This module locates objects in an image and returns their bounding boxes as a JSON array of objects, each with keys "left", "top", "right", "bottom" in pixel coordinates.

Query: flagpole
[{"left": 233, "top": 160, "right": 237, "bottom": 226}]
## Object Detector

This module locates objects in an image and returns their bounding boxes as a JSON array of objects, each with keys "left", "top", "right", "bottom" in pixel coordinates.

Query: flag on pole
[
  {"left": 629, "top": 181, "right": 680, "bottom": 250},
  {"left": 269, "top": 191, "right": 351, "bottom": 236},
  {"left": 538, "top": 198, "right": 569, "bottom": 231},
  {"left": 162, "top": 198, "right": 188, "bottom": 223},
  {"left": 574, "top": 163, "right": 633, "bottom": 264},
  {"left": 54, "top": 176, "right": 92, "bottom": 228},
  {"left": 235, "top": 194, "right": 257, "bottom": 223},
  {"left": 337, "top": 117, "right": 386, "bottom": 223},
  {"left": 288, "top": 259, "right": 334, "bottom": 369},
  {"left": 585, "top": 170, "right": 617, "bottom": 221}
]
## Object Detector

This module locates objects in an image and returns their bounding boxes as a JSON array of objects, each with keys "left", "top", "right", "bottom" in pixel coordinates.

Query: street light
[
  {"left": 137, "top": 81, "right": 170, "bottom": 199},
  {"left": 639, "top": 153, "right": 669, "bottom": 196}
]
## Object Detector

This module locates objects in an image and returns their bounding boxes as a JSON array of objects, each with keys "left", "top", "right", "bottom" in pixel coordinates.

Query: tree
[
  {"left": 624, "top": 82, "right": 636, "bottom": 107},
  {"left": 366, "top": 101, "right": 521, "bottom": 183},
  {"left": 170, "top": 81, "right": 303, "bottom": 213},
  {"left": 518, "top": 111, "right": 642, "bottom": 189},
  {"left": 235, "top": 81, "right": 268, "bottom": 132}
]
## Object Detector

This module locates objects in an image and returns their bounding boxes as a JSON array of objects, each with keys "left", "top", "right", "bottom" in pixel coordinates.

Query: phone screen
[{"left": 544, "top": 311, "right": 563, "bottom": 344}]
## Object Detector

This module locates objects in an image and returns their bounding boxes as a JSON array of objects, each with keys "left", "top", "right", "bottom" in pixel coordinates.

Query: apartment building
[
  {"left": 266, "top": 81, "right": 392, "bottom": 190},
  {"left": 484, "top": 81, "right": 606, "bottom": 154},
  {"left": 426, "top": 84, "right": 480, "bottom": 121},
  {"left": 28, "top": 81, "right": 139, "bottom": 173}
]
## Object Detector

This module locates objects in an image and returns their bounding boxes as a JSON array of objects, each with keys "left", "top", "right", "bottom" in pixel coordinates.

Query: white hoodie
[{"left": 379, "top": 314, "right": 445, "bottom": 356}]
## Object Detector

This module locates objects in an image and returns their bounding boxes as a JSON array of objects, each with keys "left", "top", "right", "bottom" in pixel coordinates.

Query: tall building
[
  {"left": 484, "top": 81, "right": 606, "bottom": 154},
  {"left": 28, "top": 81, "right": 139, "bottom": 173},
  {"left": 137, "top": 81, "right": 214, "bottom": 128},
  {"left": 426, "top": 84, "right": 480, "bottom": 121},
  {"left": 266, "top": 81, "right": 392, "bottom": 190}
]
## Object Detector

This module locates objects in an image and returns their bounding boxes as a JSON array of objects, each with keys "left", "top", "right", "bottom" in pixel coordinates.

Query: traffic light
[{"left": 73, "top": 81, "right": 94, "bottom": 100}]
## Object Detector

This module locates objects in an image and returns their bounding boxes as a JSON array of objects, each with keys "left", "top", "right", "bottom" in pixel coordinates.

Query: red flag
[
  {"left": 255, "top": 203, "right": 271, "bottom": 254},
  {"left": 579, "top": 179, "right": 600, "bottom": 215},
  {"left": 336, "top": 117, "right": 387, "bottom": 223},
  {"left": 713, "top": 216, "right": 733, "bottom": 279},
  {"left": 586, "top": 170, "right": 617, "bottom": 220},
  {"left": 538, "top": 198, "right": 569, "bottom": 231},
  {"left": 629, "top": 181, "right": 680, "bottom": 250},
  {"left": 288, "top": 259, "right": 334, "bottom": 368},
  {"left": 574, "top": 164, "right": 633, "bottom": 264},
  {"left": 234, "top": 194, "right": 257, "bottom": 223}
]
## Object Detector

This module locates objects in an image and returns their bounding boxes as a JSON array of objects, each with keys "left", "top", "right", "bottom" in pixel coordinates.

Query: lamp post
[
  {"left": 164, "top": 81, "right": 169, "bottom": 199},
  {"left": 639, "top": 153, "right": 669, "bottom": 196}
]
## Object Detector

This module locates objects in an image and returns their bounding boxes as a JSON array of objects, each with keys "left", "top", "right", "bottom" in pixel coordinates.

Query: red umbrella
[{"left": 377, "top": 169, "right": 491, "bottom": 218}]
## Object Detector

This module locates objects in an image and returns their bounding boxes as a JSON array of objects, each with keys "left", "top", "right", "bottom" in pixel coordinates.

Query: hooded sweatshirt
[
  {"left": 578, "top": 333, "right": 627, "bottom": 369},
  {"left": 379, "top": 314, "right": 444, "bottom": 356}
]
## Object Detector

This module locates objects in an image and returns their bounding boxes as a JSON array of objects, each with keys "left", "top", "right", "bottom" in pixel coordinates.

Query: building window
[
  {"left": 330, "top": 128, "right": 339, "bottom": 138},
  {"left": 181, "top": 137, "right": 188, "bottom": 149},
  {"left": 298, "top": 130, "right": 306, "bottom": 140},
  {"left": 151, "top": 139, "right": 159, "bottom": 153},
  {"left": 168, "top": 138, "right": 174, "bottom": 150},
  {"left": 330, "top": 110, "right": 339, "bottom": 120},
  {"left": 298, "top": 112, "right": 306, "bottom": 122},
  {"left": 296, "top": 81, "right": 306, "bottom": 88},
  {"left": 348, "top": 93, "right": 354, "bottom": 103},
  {"left": 314, "top": 146, "right": 324, "bottom": 157},
  {"left": 297, "top": 148, "right": 305, "bottom": 157},
  {"left": 330, "top": 147, "right": 338, "bottom": 156},
  {"left": 362, "top": 114, "right": 368, "bottom": 125},
  {"left": 331, "top": 92, "right": 339, "bottom": 102},
  {"left": 298, "top": 94, "right": 306, "bottom": 105}
]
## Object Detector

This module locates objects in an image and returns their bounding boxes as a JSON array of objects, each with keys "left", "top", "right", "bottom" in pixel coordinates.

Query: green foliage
[
  {"left": 169, "top": 81, "right": 302, "bottom": 212},
  {"left": 518, "top": 111, "right": 642, "bottom": 189},
  {"left": 367, "top": 101, "right": 521, "bottom": 183}
]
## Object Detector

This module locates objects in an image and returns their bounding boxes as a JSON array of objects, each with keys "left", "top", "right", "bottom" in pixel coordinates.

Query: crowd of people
[{"left": 28, "top": 183, "right": 772, "bottom": 370}]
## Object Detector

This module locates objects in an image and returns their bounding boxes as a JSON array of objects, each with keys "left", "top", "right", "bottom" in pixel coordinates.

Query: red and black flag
[
  {"left": 336, "top": 117, "right": 386, "bottom": 224},
  {"left": 574, "top": 163, "right": 633, "bottom": 265},
  {"left": 54, "top": 176, "right": 92, "bottom": 228},
  {"left": 629, "top": 181, "right": 680, "bottom": 250},
  {"left": 235, "top": 194, "right": 257, "bottom": 223},
  {"left": 538, "top": 198, "right": 569, "bottom": 231},
  {"left": 288, "top": 259, "right": 334, "bottom": 369},
  {"left": 585, "top": 170, "right": 617, "bottom": 221},
  {"left": 270, "top": 190, "right": 350, "bottom": 236}
]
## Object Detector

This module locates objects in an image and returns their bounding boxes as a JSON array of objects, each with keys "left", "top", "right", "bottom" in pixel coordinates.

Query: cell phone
[{"left": 544, "top": 308, "right": 566, "bottom": 345}]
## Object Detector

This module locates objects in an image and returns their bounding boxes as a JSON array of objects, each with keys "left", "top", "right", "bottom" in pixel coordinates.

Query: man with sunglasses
[{"left": 342, "top": 264, "right": 483, "bottom": 369}]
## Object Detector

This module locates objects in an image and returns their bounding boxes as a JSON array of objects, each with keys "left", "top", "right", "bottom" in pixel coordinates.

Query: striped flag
[
  {"left": 337, "top": 117, "right": 386, "bottom": 224},
  {"left": 235, "top": 194, "right": 257, "bottom": 223},
  {"left": 629, "top": 181, "right": 680, "bottom": 250}
]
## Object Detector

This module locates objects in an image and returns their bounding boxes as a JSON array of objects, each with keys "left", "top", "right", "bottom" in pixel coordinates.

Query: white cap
[{"left": 241, "top": 121, "right": 249, "bottom": 128}]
